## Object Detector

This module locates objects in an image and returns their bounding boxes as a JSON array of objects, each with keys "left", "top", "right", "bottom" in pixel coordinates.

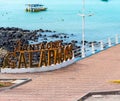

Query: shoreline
[
  {"left": 0, "top": 27, "right": 81, "bottom": 68},
  {"left": 0, "top": 27, "right": 104, "bottom": 68}
]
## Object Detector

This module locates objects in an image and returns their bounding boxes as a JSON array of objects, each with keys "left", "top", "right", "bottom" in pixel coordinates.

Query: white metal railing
[
  {"left": 74, "top": 34, "right": 120, "bottom": 59},
  {"left": 88, "top": 34, "right": 119, "bottom": 56}
]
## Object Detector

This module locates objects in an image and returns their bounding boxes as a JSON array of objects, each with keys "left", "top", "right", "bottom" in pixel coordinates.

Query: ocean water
[{"left": 0, "top": 0, "right": 120, "bottom": 41}]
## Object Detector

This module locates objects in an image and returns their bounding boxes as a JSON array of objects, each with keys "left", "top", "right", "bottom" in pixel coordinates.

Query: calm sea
[{"left": 0, "top": 0, "right": 120, "bottom": 41}]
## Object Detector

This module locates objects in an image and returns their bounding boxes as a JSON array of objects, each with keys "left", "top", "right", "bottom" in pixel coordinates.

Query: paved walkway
[{"left": 1, "top": 45, "right": 120, "bottom": 101}]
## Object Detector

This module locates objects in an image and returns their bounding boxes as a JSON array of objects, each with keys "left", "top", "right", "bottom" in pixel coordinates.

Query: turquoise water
[{"left": 0, "top": 0, "right": 120, "bottom": 41}]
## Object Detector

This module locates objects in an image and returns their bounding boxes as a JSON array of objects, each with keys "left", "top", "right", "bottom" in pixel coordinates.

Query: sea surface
[{"left": 0, "top": 0, "right": 120, "bottom": 41}]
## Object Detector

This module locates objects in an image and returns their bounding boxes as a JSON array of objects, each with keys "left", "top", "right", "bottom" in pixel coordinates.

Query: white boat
[{"left": 25, "top": 4, "right": 47, "bottom": 12}]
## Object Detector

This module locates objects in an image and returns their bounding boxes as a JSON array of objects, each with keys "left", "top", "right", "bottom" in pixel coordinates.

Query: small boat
[{"left": 25, "top": 4, "right": 47, "bottom": 12}]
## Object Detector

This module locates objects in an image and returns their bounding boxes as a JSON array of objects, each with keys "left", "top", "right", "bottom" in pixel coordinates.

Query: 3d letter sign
[{"left": 2, "top": 40, "right": 73, "bottom": 69}]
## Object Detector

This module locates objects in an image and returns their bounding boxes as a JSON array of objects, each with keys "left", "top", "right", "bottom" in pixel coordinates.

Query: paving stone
[{"left": 1, "top": 45, "right": 120, "bottom": 101}]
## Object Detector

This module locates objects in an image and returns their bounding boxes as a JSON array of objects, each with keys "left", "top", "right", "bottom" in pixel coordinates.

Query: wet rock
[
  {"left": 71, "top": 34, "right": 74, "bottom": 36},
  {"left": 45, "top": 30, "right": 50, "bottom": 32},
  {"left": 43, "top": 34, "right": 46, "bottom": 37},
  {"left": 64, "top": 35, "right": 67, "bottom": 38},
  {"left": 38, "top": 29, "right": 44, "bottom": 32},
  {"left": 44, "top": 38, "right": 47, "bottom": 40},
  {"left": 14, "top": 32, "right": 23, "bottom": 38},
  {"left": 60, "top": 36, "right": 63, "bottom": 39},
  {"left": 81, "top": 40, "right": 88, "bottom": 44},
  {"left": 71, "top": 40, "right": 78, "bottom": 43},
  {"left": 50, "top": 34, "right": 59, "bottom": 38},
  {"left": 38, "top": 33, "right": 42, "bottom": 37}
]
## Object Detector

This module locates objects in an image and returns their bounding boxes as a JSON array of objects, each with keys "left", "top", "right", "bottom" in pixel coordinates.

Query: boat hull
[{"left": 26, "top": 8, "right": 47, "bottom": 12}]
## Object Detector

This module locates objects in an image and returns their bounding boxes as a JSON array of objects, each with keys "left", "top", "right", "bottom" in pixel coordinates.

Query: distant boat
[
  {"left": 101, "top": 0, "right": 109, "bottom": 2},
  {"left": 25, "top": 4, "right": 47, "bottom": 12}
]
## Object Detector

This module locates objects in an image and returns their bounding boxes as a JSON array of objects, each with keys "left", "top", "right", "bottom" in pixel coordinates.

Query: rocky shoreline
[
  {"left": 0, "top": 27, "right": 102, "bottom": 67},
  {"left": 0, "top": 27, "right": 78, "bottom": 50},
  {"left": 0, "top": 27, "right": 53, "bottom": 50},
  {"left": 0, "top": 27, "right": 81, "bottom": 67}
]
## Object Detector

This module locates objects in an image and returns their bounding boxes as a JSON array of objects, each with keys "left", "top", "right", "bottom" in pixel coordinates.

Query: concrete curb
[
  {"left": 0, "top": 78, "right": 32, "bottom": 92},
  {"left": 77, "top": 90, "right": 120, "bottom": 101}
]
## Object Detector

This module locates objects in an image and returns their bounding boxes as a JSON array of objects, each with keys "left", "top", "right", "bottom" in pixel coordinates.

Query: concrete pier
[{"left": 0, "top": 45, "right": 120, "bottom": 101}]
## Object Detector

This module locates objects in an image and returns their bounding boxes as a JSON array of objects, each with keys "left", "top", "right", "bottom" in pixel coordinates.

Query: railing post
[
  {"left": 108, "top": 37, "right": 112, "bottom": 47},
  {"left": 100, "top": 40, "right": 104, "bottom": 50},
  {"left": 81, "top": 47, "right": 85, "bottom": 58},
  {"left": 115, "top": 34, "right": 119, "bottom": 44},
  {"left": 91, "top": 42, "right": 95, "bottom": 54}
]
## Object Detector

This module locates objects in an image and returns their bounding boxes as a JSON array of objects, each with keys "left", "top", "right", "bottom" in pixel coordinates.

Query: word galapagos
[{"left": 3, "top": 40, "right": 73, "bottom": 68}]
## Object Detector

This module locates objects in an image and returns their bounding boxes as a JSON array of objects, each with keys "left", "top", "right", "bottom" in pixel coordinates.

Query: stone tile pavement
[{"left": 1, "top": 45, "right": 120, "bottom": 101}]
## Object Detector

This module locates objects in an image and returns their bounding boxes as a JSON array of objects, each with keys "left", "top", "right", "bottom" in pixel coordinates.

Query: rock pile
[{"left": 0, "top": 27, "right": 81, "bottom": 67}]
